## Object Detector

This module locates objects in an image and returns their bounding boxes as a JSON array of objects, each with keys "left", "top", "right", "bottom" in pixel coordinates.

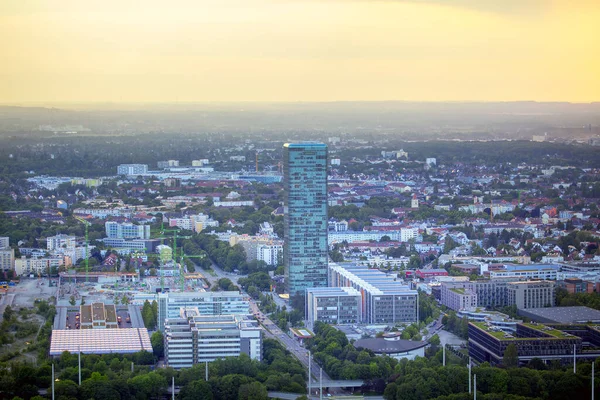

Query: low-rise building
[{"left": 468, "top": 320, "right": 600, "bottom": 366}]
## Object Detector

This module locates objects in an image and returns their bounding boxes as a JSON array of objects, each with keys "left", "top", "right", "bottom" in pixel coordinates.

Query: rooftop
[
  {"left": 354, "top": 338, "right": 428, "bottom": 354},
  {"left": 50, "top": 328, "right": 152, "bottom": 356},
  {"left": 519, "top": 306, "right": 600, "bottom": 324}
]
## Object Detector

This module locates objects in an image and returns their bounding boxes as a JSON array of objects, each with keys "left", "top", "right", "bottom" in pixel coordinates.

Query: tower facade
[{"left": 283, "top": 142, "right": 328, "bottom": 297}]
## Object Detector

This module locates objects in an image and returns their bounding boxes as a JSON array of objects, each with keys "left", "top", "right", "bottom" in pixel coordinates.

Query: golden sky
[{"left": 1, "top": 0, "right": 599, "bottom": 103}]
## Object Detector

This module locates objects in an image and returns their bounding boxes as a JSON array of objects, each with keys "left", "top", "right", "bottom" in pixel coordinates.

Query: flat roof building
[
  {"left": 305, "top": 287, "right": 362, "bottom": 327},
  {"left": 157, "top": 291, "right": 249, "bottom": 331},
  {"left": 164, "top": 309, "right": 261, "bottom": 369},
  {"left": 329, "top": 263, "right": 418, "bottom": 324},
  {"left": 468, "top": 321, "right": 600, "bottom": 366},
  {"left": 50, "top": 328, "right": 152, "bottom": 356},
  {"left": 518, "top": 306, "right": 600, "bottom": 324}
]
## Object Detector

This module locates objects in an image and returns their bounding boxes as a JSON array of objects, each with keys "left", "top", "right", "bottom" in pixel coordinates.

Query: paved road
[{"left": 197, "top": 258, "right": 332, "bottom": 383}]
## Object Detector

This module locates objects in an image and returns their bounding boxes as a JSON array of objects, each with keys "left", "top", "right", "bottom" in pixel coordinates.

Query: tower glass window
[{"left": 283, "top": 142, "right": 328, "bottom": 296}]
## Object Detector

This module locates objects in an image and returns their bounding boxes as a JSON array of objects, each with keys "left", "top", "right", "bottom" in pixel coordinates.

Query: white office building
[
  {"left": 306, "top": 287, "right": 362, "bottom": 327},
  {"left": 328, "top": 263, "right": 418, "bottom": 324},
  {"left": 164, "top": 310, "right": 261, "bottom": 369},
  {"left": 157, "top": 291, "right": 249, "bottom": 331}
]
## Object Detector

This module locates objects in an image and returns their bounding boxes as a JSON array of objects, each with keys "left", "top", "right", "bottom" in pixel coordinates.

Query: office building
[
  {"left": 518, "top": 306, "right": 600, "bottom": 324},
  {"left": 157, "top": 291, "right": 249, "bottom": 331},
  {"left": 306, "top": 287, "right": 362, "bottom": 327},
  {"left": 117, "top": 164, "right": 148, "bottom": 176},
  {"left": 105, "top": 221, "right": 151, "bottom": 240},
  {"left": 164, "top": 310, "right": 261, "bottom": 369},
  {"left": 468, "top": 321, "right": 600, "bottom": 366},
  {"left": 506, "top": 280, "right": 555, "bottom": 309},
  {"left": 283, "top": 142, "right": 328, "bottom": 296},
  {"left": 329, "top": 263, "right": 418, "bottom": 324}
]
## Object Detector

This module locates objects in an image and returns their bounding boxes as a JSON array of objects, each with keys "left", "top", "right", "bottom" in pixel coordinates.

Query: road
[{"left": 195, "top": 257, "right": 332, "bottom": 383}]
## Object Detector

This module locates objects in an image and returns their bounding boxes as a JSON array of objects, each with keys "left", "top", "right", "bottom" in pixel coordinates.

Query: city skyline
[{"left": 1, "top": 0, "right": 599, "bottom": 104}]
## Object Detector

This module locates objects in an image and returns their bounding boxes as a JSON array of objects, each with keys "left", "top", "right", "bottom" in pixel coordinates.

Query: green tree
[
  {"left": 69, "top": 296, "right": 76, "bottom": 306},
  {"left": 238, "top": 381, "right": 268, "bottom": 400},
  {"left": 179, "top": 380, "right": 213, "bottom": 400},
  {"left": 151, "top": 331, "right": 164, "bottom": 358}
]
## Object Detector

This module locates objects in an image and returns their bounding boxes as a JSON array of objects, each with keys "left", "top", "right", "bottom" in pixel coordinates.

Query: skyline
[{"left": 1, "top": 0, "right": 599, "bottom": 104}]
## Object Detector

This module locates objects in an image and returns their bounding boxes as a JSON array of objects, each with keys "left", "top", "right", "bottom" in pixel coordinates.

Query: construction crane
[
  {"left": 74, "top": 216, "right": 91, "bottom": 283},
  {"left": 177, "top": 252, "right": 205, "bottom": 292},
  {"left": 154, "top": 227, "right": 191, "bottom": 292}
]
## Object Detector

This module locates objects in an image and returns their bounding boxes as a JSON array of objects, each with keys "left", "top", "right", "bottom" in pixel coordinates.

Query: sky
[{"left": 0, "top": 0, "right": 599, "bottom": 104}]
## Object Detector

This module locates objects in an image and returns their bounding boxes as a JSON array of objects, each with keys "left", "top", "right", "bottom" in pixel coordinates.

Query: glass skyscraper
[{"left": 283, "top": 142, "right": 328, "bottom": 297}]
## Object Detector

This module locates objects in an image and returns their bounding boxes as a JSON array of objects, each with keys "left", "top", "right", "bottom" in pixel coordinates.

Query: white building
[
  {"left": 105, "top": 222, "right": 151, "bottom": 240},
  {"left": 117, "top": 164, "right": 148, "bottom": 176},
  {"left": 329, "top": 263, "right": 418, "bottom": 324},
  {"left": 15, "top": 256, "right": 64, "bottom": 276},
  {"left": 47, "top": 234, "right": 77, "bottom": 251},
  {"left": 157, "top": 291, "right": 249, "bottom": 331},
  {"left": 164, "top": 310, "right": 261, "bottom": 369},
  {"left": 0, "top": 237, "right": 9, "bottom": 249},
  {"left": 306, "top": 287, "right": 362, "bottom": 327},
  {"left": 440, "top": 283, "right": 478, "bottom": 311}
]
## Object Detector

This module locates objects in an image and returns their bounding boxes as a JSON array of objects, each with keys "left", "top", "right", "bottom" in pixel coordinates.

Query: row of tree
[{"left": 0, "top": 338, "right": 306, "bottom": 400}]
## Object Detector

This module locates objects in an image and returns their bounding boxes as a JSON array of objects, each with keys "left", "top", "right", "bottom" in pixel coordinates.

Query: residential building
[
  {"left": 117, "top": 164, "right": 148, "bottom": 176},
  {"left": 157, "top": 291, "right": 249, "bottom": 331},
  {"left": 305, "top": 287, "right": 362, "bottom": 327},
  {"left": 0, "top": 237, "right": 9, "bottom": 249},
  {"left": 283, "top": 142, "right": 328, "bottom": 296},
  {"left": 164, "top": 310, "right": 261, "bottom": 369},
  {"left": 0, "top": 248, "right": 15, "bottom": 272},
  {"left": 47, "top": 234, "right": 76, "bottom": 251},
  {"left": 14, "top": 256, "right": 64, "bottom": 276},
  {"left": 229, "top": 234, "right": 283, "bottom": 266},
  {"left": 440, "top": 283, "right": 478, "bottom": 311},
  {"left": 506, "top": 280, "right": 555, "bottom": 309},
  {"left": 329, "top": 263, "right": 418, "bottom": 324},
  {"left": 105, "top": 222, "right": 151, "bottom": 240}
]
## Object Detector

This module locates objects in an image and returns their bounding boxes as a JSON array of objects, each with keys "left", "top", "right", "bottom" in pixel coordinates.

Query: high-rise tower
[{"left": 283, "top": 142, "right": 328, "bottom": 298}]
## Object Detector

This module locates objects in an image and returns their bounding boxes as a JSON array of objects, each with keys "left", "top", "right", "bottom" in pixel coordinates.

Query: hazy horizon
[{"left": 1, "top": 0, "right": 599, "bottom": 104}]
